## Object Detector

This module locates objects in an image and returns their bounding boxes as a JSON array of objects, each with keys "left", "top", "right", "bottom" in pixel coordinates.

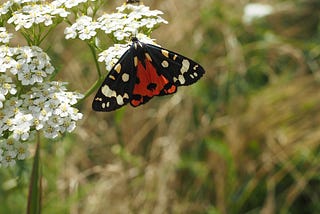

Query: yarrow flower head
[
  {"left": 7, "top": 3, "right": 69, "bottom": 31},
  {"left": 0, "top": 45, "right": 83, "bottom": 167},
  {"left": 12, "top": 0, "right": 45, "bottom": 3},
  {"left": 98, "top": 4, "right": 168, "bottom": 42},
  {"left": 0, "top": 45, "right": 55, "bottom": 85},
  {"left": 65, "top": 15, "right": 100, "bottom": 40},
  {"left": 65, "top": 3, "right": 167, "bottom": 42},
  {"left": 0, "top": 1, "right": 13, "bottom": 16},
  {"left": 0, "top": 27, "right": 12, "bottom": 45},
  {"left": 51, "top": 0, "right": 95, "bottom": 9},
  {"left": 0, "top": 136, "right": 31, "bottom": 167},
  {"left": 0, "top": 1, "right": 46, "bottom": 18}
]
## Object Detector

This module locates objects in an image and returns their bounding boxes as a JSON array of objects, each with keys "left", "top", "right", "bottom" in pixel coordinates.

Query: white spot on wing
[
  {"left": 134, "top": 56, "right": 138, "bottom": 67},
  {"left": 101, "top": 85, "right": 116, "bottom": 98},
  {"left": 122, "top": 73, "right": 129, "bottom": 82},
  {"left": 173, "top": 54, "right": 178, "bottom": 60},
  {"left": 178, "top": 75, "right": 185, "bottom": 84},
  {"left": 145, "top": 53, "right": 152, "bottom": 61},
  {"left": 161, "top": 60, "right": 169, "bottom": 68},
  {"left": 161, "top": 49, "right": 169, "bottom": 58},
  {"left": 115, "top": 64, "right": 121, "bottom": 73},
  {"left": 116, "top": 95, "right": 124, "bottom": 105},
  {"left": 181, "top": 59, "right": 190, "bottom": 74}
]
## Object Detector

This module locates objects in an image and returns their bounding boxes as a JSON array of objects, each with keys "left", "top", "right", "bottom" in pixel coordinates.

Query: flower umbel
[
  {"left": 0, "top": 27, "right": 12, "bottom": 44},
  {"left": 0, "top": 137, "right": 30, "bottom": 167},
  {"left": 65, "top": 15, "right": 100, "bottom": 40},
  {"left": 65, "top": 3, "right": 167, "bottom": 42},
  {"left": 8, "top": 4, "right": 69, "bottom": 31},
  {"left": 0, "top": 45, "right": 83, "bottom": 167},
  {"left": 99, "top": 4, "right": 167, "bottom": 41}
]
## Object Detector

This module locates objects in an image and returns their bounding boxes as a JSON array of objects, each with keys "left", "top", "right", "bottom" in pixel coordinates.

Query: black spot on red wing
[
  {"left": 131, "top": 94, "right": 142, "bottom": 103},
  {"left": 147, "top": 83, "right": 157, "bottom": 91},
  {"left": 130, "top": 94, "right": 152, "bottom": 107},
  {"left": 135, "top": 77, "right": 140, "bottom": 84},
  {"left": 161, "top": 83, "right": 177, "bottom": 95}
]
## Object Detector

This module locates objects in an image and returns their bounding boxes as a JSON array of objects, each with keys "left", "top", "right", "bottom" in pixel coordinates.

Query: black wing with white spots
[
  {"left": 92, "top": 46, "right": 136, "bottom": 111},
  {"left": 144, "top": 43, "right": 205, "bottom": 87}
]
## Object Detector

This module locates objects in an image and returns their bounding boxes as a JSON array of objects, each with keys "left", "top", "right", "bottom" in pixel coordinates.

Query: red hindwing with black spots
[{"left": 92, "top": 37, "right": 205, "bottom": 111}]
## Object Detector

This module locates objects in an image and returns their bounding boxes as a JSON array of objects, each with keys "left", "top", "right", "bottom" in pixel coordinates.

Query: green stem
[
  {"left": 77, "top": 43, "right": 104, "bottom": 102},
  {"left": 92, "top": 0, "right": 106, "bottom": 18},
  {"left": 38, "top": 26, "right": 55, "bottom": 45},
  {"left": 35, "top": 25, "right": 42, "bottom": 45},
  {"left": 32, "top": 26, "right": 37, "bottom": 45},
  {"left": 27, "top": 132, "right": 42, "bottom": 214},
  {"left": 20, "top": 31, "right": 33, "bottom": 46},
  {"left": 88, "top": 43, "right": 102, "bottom": 77}
]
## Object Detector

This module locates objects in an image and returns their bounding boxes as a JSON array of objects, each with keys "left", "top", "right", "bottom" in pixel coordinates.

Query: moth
[{"left": 92, "top": 37, "right": 205, "bottom": 111}]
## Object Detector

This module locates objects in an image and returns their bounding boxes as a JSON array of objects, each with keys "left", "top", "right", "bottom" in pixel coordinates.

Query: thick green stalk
[{"left": 27, "top": 132, "right": 42, "bottom": 214}]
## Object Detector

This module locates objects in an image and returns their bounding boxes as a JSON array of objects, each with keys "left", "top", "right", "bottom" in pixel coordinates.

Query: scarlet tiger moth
[{"left": 92, "top": 37, "right": 205, "bottom": 111}]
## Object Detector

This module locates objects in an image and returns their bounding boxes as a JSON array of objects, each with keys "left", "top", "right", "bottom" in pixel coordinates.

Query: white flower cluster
[
  {"left": 0, "top": 44, "right": 83, "bottom": 167},
  {"left": 0, "top": 46, "right": 54, "bottom": 85},
  {"left": 98, "top": 43, "right": 131, "bottom": 71},
  {"left": 0, "top": 0, "right": 95, "bottom": 26},
  {"left": 0, "top": 137, "right": 30, "bottom": 167},
  {"left": 0, "top": 27, "right": 12, "bottom": 44},
  {"left": 51, "top": 0, "right": 94, "bottom": 9},
  {"left": 100, "top": 4, "right": 167, "bottom": 41},
  {"left": 65, "top": 15, "right": 100, "bottom": 40},
  {"left": 1, "top": 0, "right": 45, "bottom": 11},
  {"left": 21, "top": 81, "right": 83, "bottom": 139},
  {"left": 0, "top": 1, "right": 12, "bottom": 16},
  {"left": 12, "top": 0, "right": 44, "bottom": 3},
  {"left": 8, "top": 4, "right": 69, "bottom": 31},
  {"left": 65, "top": 4, "right": 168, "bottom": 42}
]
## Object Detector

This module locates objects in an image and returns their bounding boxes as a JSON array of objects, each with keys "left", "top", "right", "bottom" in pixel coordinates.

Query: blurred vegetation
[{"left": 1, "top": 0, "right": 320, "bottom": 213}]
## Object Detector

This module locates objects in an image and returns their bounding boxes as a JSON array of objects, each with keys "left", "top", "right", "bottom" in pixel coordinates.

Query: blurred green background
[{"left": 1, "top": 0, "right": 320, "bottom": 213}]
